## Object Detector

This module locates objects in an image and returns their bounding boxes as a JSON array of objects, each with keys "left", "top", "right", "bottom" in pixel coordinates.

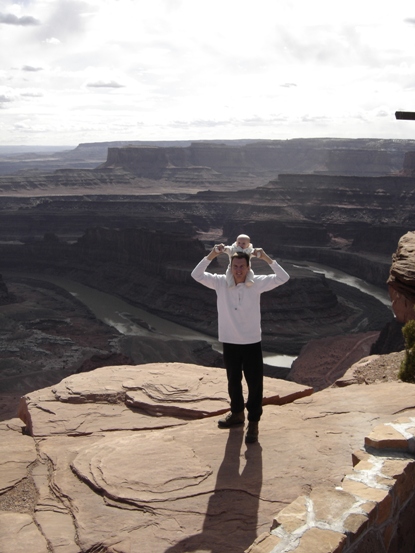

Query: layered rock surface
[
  {"left": 1, "top": 361, "right": 415, "bottom": 553},
  {"left": 3, "top": 138, "right": 415, "bottom": 179},
  {"left": 96, "top": 138, "right": 415, "bottom": 178}
]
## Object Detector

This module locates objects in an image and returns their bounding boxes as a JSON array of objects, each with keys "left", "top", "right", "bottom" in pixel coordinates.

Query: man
[{"left": 191, "top": 244, "right": 290, "bottom": 443}]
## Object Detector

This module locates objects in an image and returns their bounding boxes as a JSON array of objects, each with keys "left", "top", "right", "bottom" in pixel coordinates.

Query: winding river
[{"left": 8, "top": 262, "right": 390, "bottom": 369}]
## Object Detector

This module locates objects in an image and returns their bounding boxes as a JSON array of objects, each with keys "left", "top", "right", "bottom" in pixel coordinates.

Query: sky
[{"left": 1, "top": 0, "right": 415, "bottom": 146}]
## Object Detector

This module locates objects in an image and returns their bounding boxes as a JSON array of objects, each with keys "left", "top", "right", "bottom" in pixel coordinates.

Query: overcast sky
[{"left": 1, "top": 0, "right": 415, "bottom": 146}]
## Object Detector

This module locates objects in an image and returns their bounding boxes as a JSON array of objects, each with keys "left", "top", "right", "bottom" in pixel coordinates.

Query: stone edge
[{"left": 246, "top": 417, "right": 415, "bottom": 553}]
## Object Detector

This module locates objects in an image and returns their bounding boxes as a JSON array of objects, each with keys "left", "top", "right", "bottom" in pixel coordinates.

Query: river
[
  {"left": 7, "top": 262, "right": 390, "bottom": 369},
  {"left": 294, "top": 261, "right": 391, "bottom": 306}
]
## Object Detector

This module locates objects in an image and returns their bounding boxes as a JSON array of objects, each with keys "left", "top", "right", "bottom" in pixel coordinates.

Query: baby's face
[{"left": 236, "top": 237, "right": 249, "bottom": 249}]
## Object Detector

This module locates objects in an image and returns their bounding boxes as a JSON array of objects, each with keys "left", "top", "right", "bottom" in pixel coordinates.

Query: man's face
[{"left": 231, "top": 257, "right": 250, "bottom": 284}]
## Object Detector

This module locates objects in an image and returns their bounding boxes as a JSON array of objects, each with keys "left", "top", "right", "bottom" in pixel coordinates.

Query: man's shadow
[{"left": 164, "top": 427, "right": 263, "bottom": 553}]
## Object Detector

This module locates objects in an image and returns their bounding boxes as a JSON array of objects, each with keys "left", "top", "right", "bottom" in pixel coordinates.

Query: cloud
[
  {"left": 169, "top": 114, "right": 291, "bottom": 129},
  {"left": 22, "top": 65, "right": 43, "bottom": 72},
  {"left": 44, "top": 37, "right": 61, "bottom": 44},
  {"left": 0, "top": 12, "right": 40, "bottom": 26},
  {"left": 35, "top": 0, "right": 93, "bottom": 41},
  {"left": 0, "top": 94, "right": 13, "bottom": 107},
  {"left": 2, "top": 0, "right": 415, "bottom": 145},
  {"left": 13, "top": 120, "right": 48, "bottom": 134},
  {"left": 87, "top": 80, "right": 125, "bottom": 88},
  {"left": 171, "top": 119, "right": 229, "bottom": 128},
  {"left": 376, "top": 110, "right": 389, "bottom": 118},
  {"left": 21, "top": 91, "right": 43, "bottom": 98},
  {"left": 301, "top": 114, "right": 331, "bottom": 124}
]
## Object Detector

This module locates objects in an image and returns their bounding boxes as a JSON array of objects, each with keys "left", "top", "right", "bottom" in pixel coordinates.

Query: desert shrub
[{"left": 399, "top": 319, "right": 415, "bottom": 383}]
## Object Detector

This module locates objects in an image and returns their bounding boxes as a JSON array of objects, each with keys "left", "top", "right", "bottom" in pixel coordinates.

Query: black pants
[{"left": 222, "top": 342, "right": 263, "bottom": 422}]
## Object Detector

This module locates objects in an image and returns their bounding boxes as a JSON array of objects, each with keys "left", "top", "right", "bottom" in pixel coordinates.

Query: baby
[{"left": 215, "top": 233, "right": 260, "bottom": 287}]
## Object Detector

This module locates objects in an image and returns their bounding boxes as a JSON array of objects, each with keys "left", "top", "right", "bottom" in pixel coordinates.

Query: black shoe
[
  {"left": 218, "top": 411, "right": 245, "bottom": 428},
  {"left": 245, "top": 422, "right": 259, "bottom": 443}
]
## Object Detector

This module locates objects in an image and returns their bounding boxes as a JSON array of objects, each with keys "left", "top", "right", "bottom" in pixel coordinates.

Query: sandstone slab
[
  {"left": 44, "top": 384, "right": 415, "bottom": 551},
  {"left": 18, "top": 363, "right": 313, "bottom": 437},
  {"left": 2, "top": 365, "right": 415, "bottom": 553},
  {"left": 294, "top": 527, "right": 346, "bottom": 553}
]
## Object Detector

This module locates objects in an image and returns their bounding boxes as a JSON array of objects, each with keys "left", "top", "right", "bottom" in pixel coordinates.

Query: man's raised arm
[
  {"left": 191, "top": 244, "right": 224, "bottom": 287},
  {"left": 255, "top": 248, "right": 290, "bottom": 285}
]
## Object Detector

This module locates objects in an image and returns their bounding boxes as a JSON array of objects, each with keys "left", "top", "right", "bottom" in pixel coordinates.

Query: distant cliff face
[
  {"left": 3, "top": 137, "right": 415, "bottom": 177},
  {"left": 75, "top": 226, "right": 206, "bottom": 281},
  {"left": 101, "top": 139, "right": 415, "bottom": 179}
]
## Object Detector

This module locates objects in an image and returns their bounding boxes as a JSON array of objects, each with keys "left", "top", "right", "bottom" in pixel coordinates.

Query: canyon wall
[
  {"left": 102, "top": 138, "right": 415, "bottom": 177},
  {"left": 3, "top": 137, "right": 415, "bottom": 180},
  {"left": 0, "top": 226, "right": 391, "bottom": 356},
  {"left": 1, "top": 172, "right": 414, "bottom": 267}
]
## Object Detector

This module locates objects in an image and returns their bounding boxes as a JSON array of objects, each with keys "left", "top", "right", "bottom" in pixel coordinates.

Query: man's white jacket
[{"left": 191, "top": 257, "right": 289, "bottom": 345}]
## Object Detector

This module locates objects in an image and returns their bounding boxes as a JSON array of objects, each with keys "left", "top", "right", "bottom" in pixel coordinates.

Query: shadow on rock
[{"left": 164, "top": 426, "right": 263, "bottom": 553}]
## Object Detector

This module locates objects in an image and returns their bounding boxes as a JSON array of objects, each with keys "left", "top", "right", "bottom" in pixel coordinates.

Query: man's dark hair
[{"left": 231, "top": 252, "right": 250, "bottom": 266}]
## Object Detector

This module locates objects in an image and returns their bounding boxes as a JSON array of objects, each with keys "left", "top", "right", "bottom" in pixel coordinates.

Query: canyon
[
  {"left": 1, "top": 138, "right": 414, "bottom": 402},
  {"left": 1, "top": 139, "right": 415, "bottom": 553}
]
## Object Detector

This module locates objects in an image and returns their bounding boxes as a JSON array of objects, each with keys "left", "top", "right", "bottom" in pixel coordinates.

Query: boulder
[{"left": 288, "top": 331, "right": 379, "bottom": 390}]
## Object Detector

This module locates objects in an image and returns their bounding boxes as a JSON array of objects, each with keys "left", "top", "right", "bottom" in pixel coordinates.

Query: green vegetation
[{"left": 399, "top": 319, "right": 415, "bottom": 383}]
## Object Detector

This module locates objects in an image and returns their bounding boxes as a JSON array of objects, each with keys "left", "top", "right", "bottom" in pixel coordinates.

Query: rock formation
[
  {"left": 3, "top": 137, "right": 415, "bottom": 177},
  {"left": 99, "top": 138, "right": 415, "bottom": 178},
  {"left": 388, "top": 231, "right": 415, "bottom": 323},
  {"left": 287, "top": 331, "right": 380, "bottom": 391},
  {"left": 366, "top": 231, "right": 415, "bottom": 355},
  {"left": 1, "top": 361, "right": 415, "bottom": 553}
]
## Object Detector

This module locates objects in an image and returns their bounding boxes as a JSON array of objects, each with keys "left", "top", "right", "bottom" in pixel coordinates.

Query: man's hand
[
  {"left": 207, "top": 244, "right": 225, "bottom": 261},
  {"left": 255, "top": 248, "right": 273, "bottom": 264}
]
